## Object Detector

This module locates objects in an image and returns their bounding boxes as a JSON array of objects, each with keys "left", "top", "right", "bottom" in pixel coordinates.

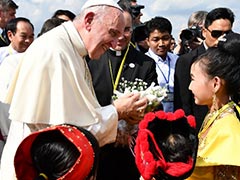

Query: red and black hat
[
  {"left": 14, "top": 124, "right": 96, "bottom": 180},
  {"left": 134, "top": 109, "right": 198, "bottom": 180}
]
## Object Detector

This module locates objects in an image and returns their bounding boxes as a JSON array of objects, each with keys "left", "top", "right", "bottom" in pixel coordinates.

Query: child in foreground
[{"left": 134, "top": 109, "right": 198, "bottom": 180}]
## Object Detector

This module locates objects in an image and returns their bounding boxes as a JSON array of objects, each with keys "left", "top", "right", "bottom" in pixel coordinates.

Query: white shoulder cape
[{"left": 6, "top": 22, "right": 102, "bottom": 127}]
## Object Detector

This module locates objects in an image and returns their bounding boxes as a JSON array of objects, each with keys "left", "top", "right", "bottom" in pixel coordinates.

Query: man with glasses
[
  {"left": 87, "top": 1, "right": 157, "bottom": 179},
  {"left": 174, "top": 7, "right": 235, "bottom": 131},
  {"left": 0, "top": 0, "right": 18, "bottom": 47}
]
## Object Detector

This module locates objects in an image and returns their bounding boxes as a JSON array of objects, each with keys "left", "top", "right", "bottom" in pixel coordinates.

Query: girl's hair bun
[{"left": 218, "top": 32, "right": 240, "bottom": 59}]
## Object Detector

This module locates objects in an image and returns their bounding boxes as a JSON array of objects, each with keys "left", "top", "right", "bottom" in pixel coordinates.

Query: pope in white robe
[{"left": 0, "top": 0, "right": 141, "bottom": 177}]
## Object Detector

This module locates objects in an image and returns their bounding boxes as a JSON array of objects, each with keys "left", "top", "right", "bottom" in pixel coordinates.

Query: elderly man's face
[{"left": 87, "top": 7, "right": 125, "bottom": 59}]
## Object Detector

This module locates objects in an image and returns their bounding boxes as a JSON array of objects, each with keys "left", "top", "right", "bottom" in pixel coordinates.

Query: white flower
[{"left": 113, "top": 78, "right": 167, "bottom": 112}]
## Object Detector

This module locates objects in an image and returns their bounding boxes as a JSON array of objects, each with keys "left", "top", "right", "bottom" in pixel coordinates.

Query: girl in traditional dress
[{"left": 188, "top": 32, "right": 240, "bottom": 179}]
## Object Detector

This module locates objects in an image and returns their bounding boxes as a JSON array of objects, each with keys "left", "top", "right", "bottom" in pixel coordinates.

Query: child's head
[
  {"left": 134, "top": 109, "right": 198, "bottom": 180},
  {"left": 162, "top": 133, "right": 192, "bottom": 163},
  {"left": 14, "top": 124, "right": 99, "bottom": 180},
  {"left": 146, "top": 16, "right": 172, "bottom": 59}
]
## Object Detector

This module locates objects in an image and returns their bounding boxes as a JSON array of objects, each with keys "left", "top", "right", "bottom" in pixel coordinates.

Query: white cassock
[
  {"left": 0, "top": 21, "right": 118, "bottom": 179},
  {"left": 0, "top": 53, "right": 24, "bottom": 140},
  {"left": 0, "top": 53, "right": 24, "bottom": 164}
]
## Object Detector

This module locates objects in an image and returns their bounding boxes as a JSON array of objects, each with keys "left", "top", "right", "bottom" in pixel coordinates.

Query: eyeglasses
[{"left": 206, "top": 28, "right": 232, "bottom": 38}]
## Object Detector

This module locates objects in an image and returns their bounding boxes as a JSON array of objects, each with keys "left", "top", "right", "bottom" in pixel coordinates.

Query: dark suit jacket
[
  {"left": 174, "top": 44, "right": 208, "bottom": 131},
  {"left": 0, "top": 29, "right": 10, "bottom": 47},
  {"left": 87, "top": 45, "right": 158, "bottom": 106},
  {"left": 87, "top": 44, "right": 158, "bottom": 180}
]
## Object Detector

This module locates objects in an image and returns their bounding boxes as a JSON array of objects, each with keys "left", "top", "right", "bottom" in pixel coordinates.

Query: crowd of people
[{"left": 0, "top": 0, "right": 240, "bottom": 179}]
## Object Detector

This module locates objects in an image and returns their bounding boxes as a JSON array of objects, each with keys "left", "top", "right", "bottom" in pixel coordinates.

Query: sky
[{"left": 14, "top": 0, "right": 240, "bottom": 39}]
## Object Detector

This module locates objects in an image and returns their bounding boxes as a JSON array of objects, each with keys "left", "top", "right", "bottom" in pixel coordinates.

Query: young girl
[{"left": 188, "top": 32, "right": 240, "bottom": 179}]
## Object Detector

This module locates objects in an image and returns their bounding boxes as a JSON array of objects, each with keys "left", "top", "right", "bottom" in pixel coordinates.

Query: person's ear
[
  {"left": 213, "top": 76, "right": 222, "bottom": 93},
  {"left": 202, "top": 27, "right": 207, "bottom": 40},
  {"left": 7, "top": 30, "right": 14, "bottom": 41},
  {"left": 146, "top": 37, "right": 150, "bottom": 46},
  {"left": 84, "top": 12, "right": 95, "bottom": 31}
]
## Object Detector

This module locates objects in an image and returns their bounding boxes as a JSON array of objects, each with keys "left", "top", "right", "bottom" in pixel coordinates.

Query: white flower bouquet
[
  {"left": 113, "top": 78, "right": 167, "bottom": 113},
  {"left": 113, "top": 78, "right": 167, "bottom": 147}
]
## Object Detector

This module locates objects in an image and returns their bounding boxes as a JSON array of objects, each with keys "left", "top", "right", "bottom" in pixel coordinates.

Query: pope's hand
[{"left": 113, "top": 92, "right": 148, "bottom": 124}]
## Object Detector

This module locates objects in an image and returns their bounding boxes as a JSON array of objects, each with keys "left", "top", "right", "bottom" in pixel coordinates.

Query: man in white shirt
[
  {"left": 0, "top": 17, "right": 34, "bottom": 65},
  {"left": 0, "top": 17, "right": 34, "bottom": 163}
]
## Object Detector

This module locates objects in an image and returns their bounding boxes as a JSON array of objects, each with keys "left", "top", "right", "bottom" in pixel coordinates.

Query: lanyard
[
  {"left": 0, "top": 34, "right": 6, "bottom": 43},
  {"left": 108, "top": 43, "right": 130, "bottom": 91},
  {"left": 155, "top": 57, "right": 171, "bottom": 90}
]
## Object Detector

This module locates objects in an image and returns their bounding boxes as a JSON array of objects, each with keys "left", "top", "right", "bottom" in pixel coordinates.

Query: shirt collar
[
  {"left": 108, "top": 44, "right": 130, "bottom": 57},
  {"left": 147, "top": 48, "right": 170, "bottom": 63},
  {"left": 203, "top": 40, "right": 209, "bottom": 50},
  {"left": 109, "top": 48, "right": 122, "bottom": 56},
  {"left": 9, "top": 44, "right": 18, "bottom": 54}
]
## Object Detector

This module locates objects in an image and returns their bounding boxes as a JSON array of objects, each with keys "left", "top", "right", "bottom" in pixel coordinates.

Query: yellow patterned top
[{"left": 188, "top": 101, "right": 240, "bottom": 180}]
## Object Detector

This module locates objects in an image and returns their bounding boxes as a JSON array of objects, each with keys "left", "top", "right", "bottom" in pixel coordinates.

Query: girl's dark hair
[
  {"left": 31, "top": 130, "right": 79, "bottom": 180},
  {"left": 162, "top": 134, "right": 192, "bottom": 163},
  {"left": 31, "top": 126, "right": 99, "bottom": 180}
]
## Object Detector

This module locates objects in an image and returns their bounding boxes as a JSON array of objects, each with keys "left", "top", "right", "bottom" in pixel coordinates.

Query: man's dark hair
[
  {"left": 5, "top": 17, "right": 34, "bottom": 35},
  {"left": 0, "top": 0, "right": 18, "bottom": 11},
  {"left": 204, "top": 7, "right": 235, "bottom": 29},
  {"left": 117, "top": 0, "right": 133, "bottom": 18},
  {"left": 146, "top": 16, "right": 172, "bottom": 37},
  {"left": 125, "top": 0, "right": 137, "bottom": 2}
]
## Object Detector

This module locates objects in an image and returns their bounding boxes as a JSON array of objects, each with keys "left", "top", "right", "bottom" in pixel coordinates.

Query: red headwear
[
  {"left": 134, "top": 109, "right": 197, "bottom": 180},
  {"left": 14, "top": 125, "right": 95, "bottom": 180}
]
